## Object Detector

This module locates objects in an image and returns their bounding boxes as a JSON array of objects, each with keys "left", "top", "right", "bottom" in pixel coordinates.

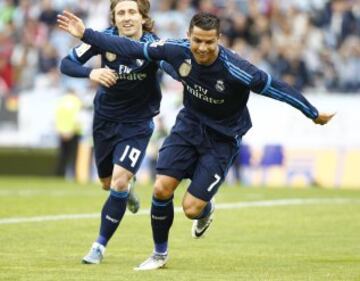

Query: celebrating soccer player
[
  {"left": 59, "top": 0, "right": 178, "bottom": 265},
  {"left": 58, "top": 10, "right": 335, "bottom": 270}
]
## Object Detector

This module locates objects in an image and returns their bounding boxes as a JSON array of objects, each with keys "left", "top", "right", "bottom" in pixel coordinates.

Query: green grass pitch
[{"left": 0, "top": 177, "right": 359, "bottom": 281}]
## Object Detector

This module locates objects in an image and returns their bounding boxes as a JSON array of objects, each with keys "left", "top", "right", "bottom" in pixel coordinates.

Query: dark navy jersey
[
  {"left": 81, "top": 28, "right": 319, "bottom": 137},
  {"left": 61, "top": 27, "right": 166, "bottom": 122}
]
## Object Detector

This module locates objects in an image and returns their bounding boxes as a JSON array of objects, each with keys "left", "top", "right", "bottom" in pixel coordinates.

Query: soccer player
[
  {"left": 59, "top": 0, "right": 178, "bottom": 265},
  {"left": 58, "top": 11, "right": 335, "bottom": 270}
]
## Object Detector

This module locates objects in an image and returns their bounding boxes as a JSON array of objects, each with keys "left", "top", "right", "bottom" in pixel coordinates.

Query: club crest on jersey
[
  {"left": 105, "top": 52, "right": 117, "bottom": 62},
  {"left": 215, "top": 80, "right": 225, "bottom": 92},
  {"left": 179, "top": 62, "right": 192, "bottom": 77}
]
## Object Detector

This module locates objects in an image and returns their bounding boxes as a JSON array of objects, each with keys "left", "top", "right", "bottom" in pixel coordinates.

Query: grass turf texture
[{"left": 0, "top": 177, "right": 359, "bottom": 281}]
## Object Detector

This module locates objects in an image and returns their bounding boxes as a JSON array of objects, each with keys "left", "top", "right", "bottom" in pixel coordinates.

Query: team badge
[
  {"left": 215, "top": 80, "right": 225, "bottom": 92},
  {"left": 105, "top": 52, "right": 117, "bottom": 62},
  {"left": 179, "top": 62, "right": 192, "bottom": 77}
]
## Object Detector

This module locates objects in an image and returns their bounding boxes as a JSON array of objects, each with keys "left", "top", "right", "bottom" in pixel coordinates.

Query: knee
[
  {"left": 182, "top": 193, "right": 208, "bottom": 219},
  {"left": 111, "top": 174, "right": 131, "bottom": 192},
  {"left": 153, "top": 180, "right": 174, "bottom": 200},
  {"left": 182, "top": 201, "right": 203, "bottom": 219}
]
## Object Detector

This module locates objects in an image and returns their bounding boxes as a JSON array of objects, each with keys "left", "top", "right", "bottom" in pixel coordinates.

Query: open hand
[
  {"left": 313, "top": 112, "right": 336, "bottom": 125},
  {"left": 90, "top": 68, "right": 118, "bottom": 88},
  {"left": 57, "top": 10, "right": 86, "bottom": 39}
]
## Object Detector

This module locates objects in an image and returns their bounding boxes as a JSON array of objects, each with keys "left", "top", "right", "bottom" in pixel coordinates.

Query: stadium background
[
  {"left": 0, "top": 0, "right": 359, "bottom": 188},
  {"left": 1, "top": 1, "right": 360, "bottom": 281}
]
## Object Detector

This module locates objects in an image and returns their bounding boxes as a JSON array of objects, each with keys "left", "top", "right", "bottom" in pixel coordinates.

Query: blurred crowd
[{"left": 0, "top": 0, "right": 359, "bottom": 100}]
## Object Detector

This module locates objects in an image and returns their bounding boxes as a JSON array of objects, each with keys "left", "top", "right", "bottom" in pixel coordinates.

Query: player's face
[
  {"left": 114, "top": 1, "right": 144, "bottom": 40},
  {"left": 188, "top": 26, "right": 220, "bottom": 65}
]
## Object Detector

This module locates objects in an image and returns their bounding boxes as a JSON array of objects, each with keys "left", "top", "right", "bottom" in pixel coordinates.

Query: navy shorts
[
  {"left": 156, "top": 112, "right": 241, "bottom": 202},
  {"left": 93, "top": 115, "right": 154, "bottom": 178}
]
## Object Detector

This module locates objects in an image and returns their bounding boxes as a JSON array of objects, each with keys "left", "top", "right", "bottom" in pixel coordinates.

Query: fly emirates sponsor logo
[
  {"left": 106, "top": 65, "right": 147, "bottom": 81},
  {"left": 184, "top": 82, "right": 224, "bottom": 105},
  {"left": 117, "top": 72, "right": 147, "bottom": 81}
]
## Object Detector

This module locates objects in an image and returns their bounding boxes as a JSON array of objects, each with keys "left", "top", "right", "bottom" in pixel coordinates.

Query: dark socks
[
  {"left": 151, "top": 196, "right": 174, "bottom": 254},
  {"left": 96, "top": 189, "right": 128, "bottom": 247}
]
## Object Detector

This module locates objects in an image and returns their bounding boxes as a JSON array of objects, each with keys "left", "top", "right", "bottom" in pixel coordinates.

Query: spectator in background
[
  {"left": 274, "top": 45, "right": 311, "bottom": 91},
  {"left": 0, "top": 25, "right": 14, "bottom": 96},
  {"left": 1, "top": 0, "right": 359, "bottom": 98},
  {"left": 336, "top": 36, "right": 360, "bottom": 92},
  {"left": 153, "top": 0, "right": 187, "bottom": 38},
  {"left": 38, "top": 0, "right": 59, "bottom": 29},
  {"left": 11, "top": 37, "right": 39, "bottom": 91},
  {"left": 319, "top": 0, "right": 358, "bottom": 48},
  {"left": 12, "top": 0, "right": 34, "bottom": 32},
  {"left": 0, "top": 0, "right": 15, "bottom": 31},
  {"left": 319, "top": 48, "right": 339, "bottom": 91},
  {"left": 21, "top": 17, "right": 48, "bottom": 48},
  {"left": 0, "top": 54, "right": 12, "bottom": 95},
  {"left": 176, "top": 0, "right": 196, "bottom": 22},
  {"left": 38, "top": 41, "right": 58, "bottom": 73},
  {"left": 54, "top": 88, "right": 82, "bottom": 179},
  {"left": 84, "top": 0, "right": 109, "bottom": 30}
]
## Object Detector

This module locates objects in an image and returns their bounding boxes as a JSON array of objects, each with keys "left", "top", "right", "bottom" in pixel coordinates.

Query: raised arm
[{"left": 57, "top": 10, "right": 167, "bottom": 62}]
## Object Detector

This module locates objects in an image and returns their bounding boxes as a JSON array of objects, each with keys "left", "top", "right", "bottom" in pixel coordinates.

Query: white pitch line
[{"left": 0, "top": 198, "right": 359, "bottom": 225}]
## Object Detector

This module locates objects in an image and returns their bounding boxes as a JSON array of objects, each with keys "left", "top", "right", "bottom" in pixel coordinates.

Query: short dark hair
[{"left": 189, "top": 13, "right": 220, "bottom": 35}]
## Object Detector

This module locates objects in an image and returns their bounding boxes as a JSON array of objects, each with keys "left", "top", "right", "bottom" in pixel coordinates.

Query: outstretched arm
[
  {"left": 261, "top": 78, "right": 335, "bottom": 125},
  {"left": 57, "top": 10, "right": 166, "bottom": 61},
  {"left": 228, "top": 54, "right": 335, "bottom": 125},
  {"left": 261, "top": 77, "right": 335, "bottom": 125}
]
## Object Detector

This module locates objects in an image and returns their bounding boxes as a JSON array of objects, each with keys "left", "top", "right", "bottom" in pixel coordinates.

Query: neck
[{"left": 131, "top": 29, "right": 143, "bottom": 40}]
